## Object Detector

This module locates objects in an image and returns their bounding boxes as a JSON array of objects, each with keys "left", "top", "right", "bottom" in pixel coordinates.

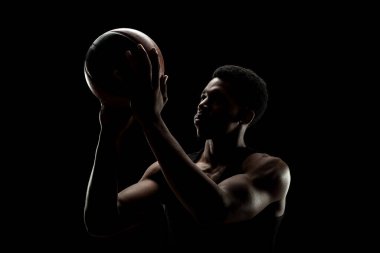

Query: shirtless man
[{"left": 84, "top": 45, "right": 291, "bottom": 252}]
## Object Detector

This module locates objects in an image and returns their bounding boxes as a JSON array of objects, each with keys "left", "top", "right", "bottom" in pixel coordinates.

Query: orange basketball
[{"left": 84, "top": 28, "right": 165, "bottom": 106}]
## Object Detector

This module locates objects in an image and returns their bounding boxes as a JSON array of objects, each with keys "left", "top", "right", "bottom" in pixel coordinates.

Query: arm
[
  {"left": 218, "top": 154, "right": 291, "bottom": 223},
  {"left": 140, "top": 119, "right": 229, "bottom": 223},
  {"left": 84, "top": 106, "right": 162, "bottom": 238},
  {"left": 123, "top": 45, "right": 290, "bottom": 225},
  {"left": 124, "top": 46, "right": 230, "bottom": 223},
  {"left": 123, "top": 46, "right": 288, "bottom": 224},
  {"left": 138, "top": 120, "right": 291, "bottom": 224}
]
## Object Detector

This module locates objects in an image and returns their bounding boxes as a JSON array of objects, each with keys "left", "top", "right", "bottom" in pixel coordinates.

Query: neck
[{"left": 202, "top": 127, "right": 246, "bottom": 165}]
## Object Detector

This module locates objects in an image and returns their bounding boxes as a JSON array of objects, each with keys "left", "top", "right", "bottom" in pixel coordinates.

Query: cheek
[{"left": 211, "top": 106, "right": 239, "bottom": 122}]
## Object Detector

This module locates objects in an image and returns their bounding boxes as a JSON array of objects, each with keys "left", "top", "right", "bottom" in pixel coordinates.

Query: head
[
  {"left": 194, "top": 65, "right": 268, "bottom": 139},
  {"left": 213, "top": 65, "right": 268, "bottom": 126}
]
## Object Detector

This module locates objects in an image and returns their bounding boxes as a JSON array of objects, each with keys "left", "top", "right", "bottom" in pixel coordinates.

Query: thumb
[{"left": 160, "top": 75, "right": 169, "bottom": 102}]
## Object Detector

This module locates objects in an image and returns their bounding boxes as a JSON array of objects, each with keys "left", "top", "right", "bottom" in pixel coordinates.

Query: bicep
[
  {"left": 118, "top": 179, "right": 160, "bottom": 207},
  {"left": 221, "top": 155, "right": 291, "bottom": 223},
  {"left": 117, "top": 178, "right": 162, "bottom": 228},
  {"left": 118, "top": 161, "right": 162, "bottom": 213},
  {"left": 218, "top": 174, "right": 273, "bottom": 223}
]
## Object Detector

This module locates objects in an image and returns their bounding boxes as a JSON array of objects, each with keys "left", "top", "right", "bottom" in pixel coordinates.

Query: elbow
[
  {"left": 85, "top": 227, "right": 107, "bottom": 238},
  {"left": 84, "top": 220, "right": 111, "bottom": 238},
  {"left": 84, "top": 214, "right": 117, "bottom": 238},
  {"left": 85, "top": 223, "right": 123, "bottom": 238}
]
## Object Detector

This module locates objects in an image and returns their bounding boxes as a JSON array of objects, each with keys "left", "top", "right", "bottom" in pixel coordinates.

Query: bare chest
[{"left": 196, "top": 162, "right": 230, "bottom": 183}]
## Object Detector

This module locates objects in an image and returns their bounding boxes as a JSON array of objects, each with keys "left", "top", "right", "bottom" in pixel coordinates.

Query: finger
[
  {"left": 148, "top": 48, "right": 160, "bottom": 89},
  {"left": 125, "top": 50, "right": 134, "bottom": 66},
  {"left": 160, "top": 75, "right": 169, "bottom": 103},
  {"left": 135, "top": 44, "right": 152, "bottom": 82}
]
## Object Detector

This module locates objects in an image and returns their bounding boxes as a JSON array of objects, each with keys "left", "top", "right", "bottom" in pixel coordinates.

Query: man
[{"left": 84, "top": 44, "right": 291, "bottom": 252}]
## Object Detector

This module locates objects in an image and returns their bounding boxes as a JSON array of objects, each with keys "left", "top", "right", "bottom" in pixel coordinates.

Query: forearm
[
  {"left": 140, "top": 117, "right": 228, "bottom": 223},
  {"left": 84, "top": 127, "right": 121, "bottom": 235}
]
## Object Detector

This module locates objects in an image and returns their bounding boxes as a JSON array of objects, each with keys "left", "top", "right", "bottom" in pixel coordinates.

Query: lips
[
  {"left": 194, "top": 114, "right": 201, "bottom": 124},
  {"left": 194, "top": 111, "right": 208, "bottom": 125},
  {"left": 194, "top": 111, "right": 204, "bottom": 119}
]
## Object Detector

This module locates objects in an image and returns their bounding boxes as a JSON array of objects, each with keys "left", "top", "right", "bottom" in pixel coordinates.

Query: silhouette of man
[{"left": 84, "top": 44, "right": 291, "bottom": 252}]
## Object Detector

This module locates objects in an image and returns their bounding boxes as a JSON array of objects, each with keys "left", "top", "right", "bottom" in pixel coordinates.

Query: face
[{"left": 194, "top": 78, "right": 242, "bottom": 139}]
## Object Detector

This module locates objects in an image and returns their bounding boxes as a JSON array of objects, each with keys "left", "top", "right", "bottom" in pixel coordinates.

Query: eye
[{"left": 209, "top": 93, "right": 227, "bottom": 105}]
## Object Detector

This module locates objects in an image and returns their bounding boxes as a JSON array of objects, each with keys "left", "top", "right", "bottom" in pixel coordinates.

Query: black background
[{"left": 5, "top": 3, "right": 374, "bottom": 252}]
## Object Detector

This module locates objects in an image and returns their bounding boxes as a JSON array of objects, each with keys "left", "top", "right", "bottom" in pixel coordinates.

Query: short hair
[{"left": 212, "top": 65, "right": 268, "bottom": 126}]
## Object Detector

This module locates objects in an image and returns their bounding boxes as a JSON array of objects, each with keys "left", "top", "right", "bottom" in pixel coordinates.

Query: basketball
[{"left": 84, "top": 28, "right": 165, "bottom": 106}]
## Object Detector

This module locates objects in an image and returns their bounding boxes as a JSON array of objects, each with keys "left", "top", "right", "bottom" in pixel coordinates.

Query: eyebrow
[{"left": 202, "top": 86, "right": 226, "bottom": 95}]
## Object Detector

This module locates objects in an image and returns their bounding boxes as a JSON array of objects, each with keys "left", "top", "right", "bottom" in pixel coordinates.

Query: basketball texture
[{"left": 84, "top": 28, "right": 165, "bottom": 105}]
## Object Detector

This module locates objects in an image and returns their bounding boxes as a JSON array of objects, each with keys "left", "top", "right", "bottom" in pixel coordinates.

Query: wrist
[
  {"left": 137, "top": 114, "right": 164, "bottom": 131},
  {"left": 100, "top": 106, "right": 134, "bottom": 132}
]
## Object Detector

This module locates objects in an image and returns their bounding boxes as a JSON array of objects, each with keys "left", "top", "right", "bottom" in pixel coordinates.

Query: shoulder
[
  {"left": 243, "top": 153, "right": 291, "bottom": 193},
  {"left": 243, "top": 153, "right": 289, "bottom": 175},
  {"left": 140, "top": 161, "right": 162, "bottom": 181}
]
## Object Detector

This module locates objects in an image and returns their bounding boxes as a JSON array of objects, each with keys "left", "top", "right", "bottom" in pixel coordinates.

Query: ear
[{"left": 239, "top": 109, "right": 255, "bottom": 125}]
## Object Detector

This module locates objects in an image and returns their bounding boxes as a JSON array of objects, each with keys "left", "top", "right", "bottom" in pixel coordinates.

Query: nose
[{"left": 198, "top": 96, "right": 208, "bottom": 110}]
